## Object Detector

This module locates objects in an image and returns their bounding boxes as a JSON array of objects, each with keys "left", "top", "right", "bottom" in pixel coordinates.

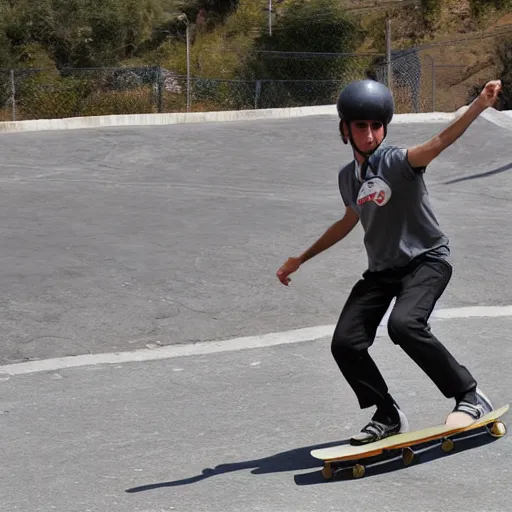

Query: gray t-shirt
[{"left": 338, "top": 144, "right": 450, "bottom": 272}]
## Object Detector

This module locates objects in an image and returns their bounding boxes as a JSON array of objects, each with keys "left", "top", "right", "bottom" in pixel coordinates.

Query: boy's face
[{"left": 344, "top": 120, "right": 385, "bottom": 155}]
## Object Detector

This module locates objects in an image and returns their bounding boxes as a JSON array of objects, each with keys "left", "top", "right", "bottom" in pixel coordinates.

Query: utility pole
[
  {"left": 268, "top": 0, "right": 272, "bottom": 36},
  {"left": 186, "top": 20, "right": 190, "bottom": 111}
]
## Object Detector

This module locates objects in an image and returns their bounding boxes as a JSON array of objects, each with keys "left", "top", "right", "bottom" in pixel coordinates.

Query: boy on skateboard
[{"left": 276, "top": 78, "right": 501, "bottom": 445}]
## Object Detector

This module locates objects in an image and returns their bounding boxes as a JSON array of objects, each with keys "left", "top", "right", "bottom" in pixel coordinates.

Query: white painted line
[
  {"left": 431, "top": 305, "right": 512, "bottom": 318},
  {"left": 1, "top": 305, "right": 511, "bottom": 377},
  {"left": 0, "top": 324, "right": 335, "bottom": 377},
  {"left": 378, "top": 303, "right": 512, "bottom": 326}
]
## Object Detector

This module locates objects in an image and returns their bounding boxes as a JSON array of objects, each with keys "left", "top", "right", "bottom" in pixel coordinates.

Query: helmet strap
[{"left": 345, "top": 121, "right": 388, "bottom": 179}]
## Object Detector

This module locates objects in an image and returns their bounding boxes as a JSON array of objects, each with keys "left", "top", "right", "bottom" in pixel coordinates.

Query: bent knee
[
  {"left": 387, "top": 312, "right": 414, "bottom": 342},
  {"left": 331, "top": 330, "right": 350, "bottom": 358},
  {"left": 331, "top": 327, "right": 369, "bottom": 358},
  {"left": 387, "top": 311, "right": 428, "bottom": 344}
]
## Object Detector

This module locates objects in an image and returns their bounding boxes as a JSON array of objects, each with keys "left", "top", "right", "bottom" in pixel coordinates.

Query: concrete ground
[{"left": 1, "top": 113, "right": 511, "bottom": 511}]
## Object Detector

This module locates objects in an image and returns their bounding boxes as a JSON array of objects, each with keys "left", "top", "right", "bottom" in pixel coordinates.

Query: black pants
[{"left": 331, "top": 256, "right": 476, "bottom": 409}]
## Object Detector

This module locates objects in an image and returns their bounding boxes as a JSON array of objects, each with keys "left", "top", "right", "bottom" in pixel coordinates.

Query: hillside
[
  {"left": 140, "top": 0, "right": 512, "bottom": 114},
  {"left": 0, "top": 0, "right": 510, "bottom": 120},
  {"left": 360, "top": 0, "right": 512, "bottom": 112},
  {"left": 271, "top": 0, "right": 512, "bottom": 112}
]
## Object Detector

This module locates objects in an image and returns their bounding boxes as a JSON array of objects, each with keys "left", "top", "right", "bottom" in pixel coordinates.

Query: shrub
[
  {"left": 467, "top": 36, "right": 512, "bottom": 110},
  {"left": 80, "top": 88, "right": 156, "bottom": 116},
  {"left": 469, "top": 0, "right": 512, "bottom": 18},
  {"left": 421, "top": 0, "right": 443, "bottom": 25}
]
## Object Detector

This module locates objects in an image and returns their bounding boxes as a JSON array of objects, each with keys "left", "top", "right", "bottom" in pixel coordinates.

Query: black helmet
[{"left": 336, "top": 79, "right": 394, "bottom": 125}]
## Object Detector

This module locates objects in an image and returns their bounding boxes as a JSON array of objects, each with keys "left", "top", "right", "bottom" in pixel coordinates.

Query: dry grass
[{"left": 357, "top": 0, "right": 511, "bottom": 112}]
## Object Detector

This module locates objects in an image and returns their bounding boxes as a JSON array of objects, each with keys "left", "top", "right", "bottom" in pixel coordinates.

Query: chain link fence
[
  {"left": 414, "top": 42, "right": 503, "bottom": 113},
  {"left": 0, "top": 67, "right": 163, "bottom": 121},
  {"left": 0, "top": 29, "right": 509, "bottom": 121},
  {"left": 0, "top": 52, "right": 434, "bottom": 121}
]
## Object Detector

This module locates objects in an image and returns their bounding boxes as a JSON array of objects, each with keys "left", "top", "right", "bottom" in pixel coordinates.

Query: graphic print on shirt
[{"left": 357, "top": 177, "right": 392, "bottom": 207}]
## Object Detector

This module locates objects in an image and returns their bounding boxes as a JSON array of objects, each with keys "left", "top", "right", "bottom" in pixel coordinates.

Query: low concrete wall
[
  {"left": 0, "top": 105, "right": 509, "bottom": 134},
  {"left": 0, "top": 105, "right": 338, "bottom": 133}
]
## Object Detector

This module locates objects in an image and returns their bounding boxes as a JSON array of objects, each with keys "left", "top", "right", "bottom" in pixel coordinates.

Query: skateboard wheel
[
  {"left": 489, "top": 420, "right": 507, "bottom": 438},
  {"left": 441, "top": 438, "right": 454, "bottom": 453},
  {"left": 352, "top": 464, "right": 365, "bottom": 479},
  {"left": 322, "top": 463, "right": 333, "bottom": 480},
  {"left": 402, "top": 447, "right": 415, "bottom": 467}
]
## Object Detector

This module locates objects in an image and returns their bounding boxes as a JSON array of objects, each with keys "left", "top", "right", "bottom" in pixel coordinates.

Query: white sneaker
[
  {"left": 453, "top": 387, "right": 493, "bottom": 420},
  {"left": 350, "top": 405, "right": 409, "bottom": 446}
]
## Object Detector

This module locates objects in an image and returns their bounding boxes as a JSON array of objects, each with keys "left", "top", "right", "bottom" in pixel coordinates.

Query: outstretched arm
[
  {"left": 276, "top": 206, "right": 359, "bottom": 286},
  {"left": 298, "top": 206, "right": 359, "bottom": 265},
  {"left": 407, "top": 79, "right": 502, "bottom": 169}
]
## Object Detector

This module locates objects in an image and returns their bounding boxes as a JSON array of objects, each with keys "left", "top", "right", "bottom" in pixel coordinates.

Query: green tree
[
  {"left": 244, "top": 0, "right": 363, "bottom": 107},
  {"left": 470, "top": 0, "right": 512, "bottom": 17},
  {"left": 0, "top": 0, "right": 168, "bottom": 68}
]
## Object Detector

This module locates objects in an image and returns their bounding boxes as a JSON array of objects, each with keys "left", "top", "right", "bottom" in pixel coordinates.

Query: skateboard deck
[{"left": 311, "top": 404, "right": 509, "bottom": 480}]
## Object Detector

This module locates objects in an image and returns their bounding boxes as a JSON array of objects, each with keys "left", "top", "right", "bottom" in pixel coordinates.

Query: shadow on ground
[
  {"left": 444, "top": 162, "right": 512, "bottom": 184},
  {"left": 125, "top": 439, "right": 348, "bottom": 492},
  {"left": 125, "top": 428, "right": 503, "bottom": 492}
]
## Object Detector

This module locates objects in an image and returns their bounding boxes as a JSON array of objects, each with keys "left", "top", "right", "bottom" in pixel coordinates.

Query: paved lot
[
  {"left": 1, "top": 113, "right": 511, "bottom": 511},
  {"left": 0, "top": 115, "right": 511, "bottom": 364},
  {"left": 2, "top": 318, "right": 511, "bottom": 512}
]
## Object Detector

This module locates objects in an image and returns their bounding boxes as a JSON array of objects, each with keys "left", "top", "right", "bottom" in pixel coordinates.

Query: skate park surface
[{"left": 1, "top": 109, "right": 511, "bottom": 511}]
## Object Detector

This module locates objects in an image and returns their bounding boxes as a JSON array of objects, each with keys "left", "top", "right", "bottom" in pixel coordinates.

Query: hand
[
  {"left": 276, "top": 257, "right": 301, "bottom": 286},
  {"left": 476, "top": 79, "right": 502, "bottom": 109}
]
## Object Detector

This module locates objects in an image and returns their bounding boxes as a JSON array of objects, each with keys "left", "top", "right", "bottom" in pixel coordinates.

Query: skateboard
[{"left": 311, "top": 404, "right": 509, "bottom": 480}]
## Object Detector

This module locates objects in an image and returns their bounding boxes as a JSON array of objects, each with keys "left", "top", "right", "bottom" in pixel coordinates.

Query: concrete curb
[
  {"left": 0, "top": 105, "right": 338, "bottom": 133},
  {"left": 0, "top": 105, "right": 509, "bottom": 134}
]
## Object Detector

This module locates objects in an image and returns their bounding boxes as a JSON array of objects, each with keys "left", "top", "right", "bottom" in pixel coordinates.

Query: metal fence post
[
  {"left": 431, "top": 58, "right": 436, "bottom": 112},
  {"left": 186, "top": 23, "right": 191, "bottom": 112},
  {"left": 255, "top": 80, "right": 261, "bottom": 109},
  {"left": 10, "top": 70, "right": 16, "bottom": 121},
  {"left": 156, "top": 66, "right": 163, "bottom": 113}
]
